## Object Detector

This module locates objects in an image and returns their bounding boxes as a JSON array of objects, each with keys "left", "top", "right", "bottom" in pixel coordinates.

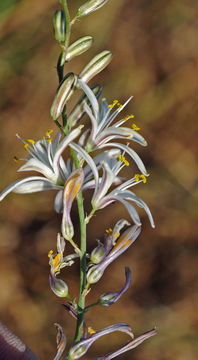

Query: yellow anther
[
  {"left": 53, "top": 253, "right": 61, "bottom": 271},
  {"left": 27, "top": 139, "right": 35, "bottom": 145},
  {"left": 135, "top": 174, "right": 147, "bottom": 183},
  {"left": 132, "top": 123, "right": 140, "bottom": 131},
  {"left": 48, "top": 250, "right": 53, "bottom": 258},
  {"left": 46, "top": 138, "right": 52, "bottom": 143},
  {"left": 88, "top": 327, "right": 96, "bottom": 335},
  {"left": 108, "top": 99, "right": 122, "bottom": 109},
  {"left": 118, "top": 154, "right": 129, "bottom": 166},
  {"left": 106, "top": 228, "right": 113, "bottom": 235},
  {"left": 46, "top": 129, "right": 53, "bottom": 137},
  {"left": 123, "top": 114, "right": 134, "bottom": 121},
  {"left": 13, "top": 156, "right": 19, "bottom": 162},
  {"left": 114, "top": 232, "right": 120, "bottom": 239},
  {"left": 24, "top": 143, "right": 29, "bottom": 150}
]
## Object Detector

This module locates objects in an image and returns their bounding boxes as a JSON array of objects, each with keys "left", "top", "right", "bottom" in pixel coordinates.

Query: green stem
[
  {"left": 71, "top": 149, "right": 87, "bottom": 342},
  {"left": 61, "top": 0, "right": 71, "bottom": 64}
]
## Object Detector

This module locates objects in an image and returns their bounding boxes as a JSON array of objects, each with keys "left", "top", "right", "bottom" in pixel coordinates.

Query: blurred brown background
[{"left": 0, "top": 0, "right": 197, "bottom": 359}]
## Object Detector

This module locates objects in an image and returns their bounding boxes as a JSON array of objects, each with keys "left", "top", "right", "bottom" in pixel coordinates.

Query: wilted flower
[
  {"left": 95, "top": 328, "right": 157, "bottom": 360},
  {"left": 98, "top": 267, "right": 131, "bottom": 306},
  {"left": 67, "top": 323, "right": 134, "bottom": 360},
  {"left": 86, "top": 223, "right": 141, "bottom": 285},
  {"left": 54, "top": 323, "right": 67, "bottom": 360}
]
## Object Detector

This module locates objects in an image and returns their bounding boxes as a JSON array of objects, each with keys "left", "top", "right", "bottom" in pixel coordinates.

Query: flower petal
[
  {"left": 53, "top": 126, "right": 83, "bottom": 177},
  {"left": 54, "top": 323, "right": 67, "bottom": 360},
  {"left": 78, "top": 79, "right": 99, "bottom": 119},
  {"left": 0, "top": 176, "right": 60, "bottom": 200},
  {"left": 54, "top": 190, "right": 63, "bottom": 213},
  {"left": 96, "top": 328, "right": 157, "bottom": 360},
  {"left": 92, "top": 162, "right": 115, "bottom": 207},
  {"left": 18, "top": 158, "right": 56, "bottom": 182},
  {"left": 99, "top": 142, "right": 148, "bottom": 176}
]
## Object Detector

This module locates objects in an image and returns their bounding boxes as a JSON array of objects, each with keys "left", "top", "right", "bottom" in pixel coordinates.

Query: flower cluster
[{"left": 0, "top": 0, "right": 157, "bottom": 359}]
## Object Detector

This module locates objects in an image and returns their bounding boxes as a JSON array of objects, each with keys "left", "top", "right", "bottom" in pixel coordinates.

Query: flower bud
[
  {"left": 50, "top": 72, "right": 77, "bottom": 120},
  {"left": 79, "top": 50, "right": 113, "bottom": 83},
  {"left": 53, "top": 10, "right": 66, "bottom": 44},
  {"left": 86, "top": 264, "right": 104, "bottom": 284},
  {"left": 76, "top": 0, "right": 109, "bottom": 18},
  {"left": 65, "top": 36, "right": 94, "bottom": 62},
  {"left": 90, "top": 244, "right": 105, "bottom": 264},
  {"left": 49, "top": 273, "right": 68, "bottom": 298}
]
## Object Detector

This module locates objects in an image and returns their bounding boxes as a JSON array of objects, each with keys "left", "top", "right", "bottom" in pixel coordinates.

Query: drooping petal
[
  {"left": 95, "top": 127, "right": 147, "bottom": 147},
  {"left": 96, "top": 328, "right": 157, "bottom": 360},
  {"left": 84, "top": 103, "right": 99, "bottom": 142},
  {"left": 68, "top": 323, "right": 134, "bottom": 360},
  {"left": 54, "top": 323, "right": 67, "bottom": 360},
  {"left": 0, "top": 176, "right": 60, "bottom": 200},
  {"left": 99, "top": 267, "right": 132, "bottom": 306},
  {"left": 98, "top": 194, "right": 142, "bottom": 226},
  {"left": 113, "top": 190, "right": 155, "bottom": 228},
  {"left": 62, "top": 168, "right": 84, "bottom": 240},
  {"left": 99, "top": 142, "right": 148, "bottom": 176}
]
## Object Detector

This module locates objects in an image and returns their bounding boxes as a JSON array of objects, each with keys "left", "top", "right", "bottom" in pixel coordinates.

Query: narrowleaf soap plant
[{"left": 0, "top": 0, "right": 157, "bottom": 359}]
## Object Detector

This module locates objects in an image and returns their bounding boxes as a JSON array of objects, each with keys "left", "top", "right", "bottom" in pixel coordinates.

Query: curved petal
[
  {"left": 115, "top": 190, "right": 155, "bottom": 228},
  {"left": 96, "top": 127, "right": 147, "bottom": 147},
  {"left": 92, "top": 162, "right": 115, "bottom": 207},
  {"left": 78, "top": 79, "right": 99, "bottom": 119},
  {"left": 96, "top": 328, "right": 157, "bottom": 360},
  {"left": 98, "top": 194, "right": 141, "bottom": 226},
  {"left": 0, "top": 176, "right": 60, "bottom": 200},
  {"left": 18, "top": 158, "right": 56, "bottom": 182},
  {"left": 53, "top": 126, "right": 82, "bottom": 177},
  {"left": 54, "top": 190, "right": 63, "bottom": 213},
  {"left": 99, "top": 142, "right": 148, "bottom": 176}
]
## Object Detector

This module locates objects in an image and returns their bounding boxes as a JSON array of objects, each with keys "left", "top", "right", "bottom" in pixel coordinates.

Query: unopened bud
[
  {"left": 49, "top": 273, "right": 68, "bottom": 298},
  {"left": 50, "top": 73, "right": 77, "bottom": 120},
  {"left": 79, "top": 50, "right": 113, "bottom": 83},
  {"left": 53, "top": 10, "right": 66, "bottom": 44},
  {"left": 65, "top": 36, "right": 94, "bottom": 62},
  {"left": 86, "top": 264, "right": 104, "bottom": 284},
  {"left": 90, "top": 244, "right": 105, "bottom": 264},
  {"left": 76, "top": 0, "right": 109, "bottom": 18}
]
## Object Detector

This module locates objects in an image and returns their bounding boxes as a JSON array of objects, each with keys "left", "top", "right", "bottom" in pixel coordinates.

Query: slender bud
[
  {"left": 65, "top": 36, "right": 94, "bottom": 62},
  {"left": 49, "top": 273, "right": 68, "bottom": 298},
  {"left": 79, "top": 50, "right": 113, "bottom": 83},
  {"left": 76, "top": 0, "right": 109, "bottom": 18},
  {"left": 51, "top": 73, "right": 77, "bottom": 120},
  {"left": 53, "top": 10, "right": 66, "bottom": 44},
  {"left": 90, "top": 244, "right": 106, "bottom": 264}
]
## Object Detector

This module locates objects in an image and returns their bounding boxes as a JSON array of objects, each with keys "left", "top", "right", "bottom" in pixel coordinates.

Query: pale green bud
[
  {"left": 65, "top": 36, "right": 94, "bottom": 62},
  {"left": 53, "top": 10, "right": 66, "bottom": 44},
  {"left": 90, "top": 244, "right": 105, "bottom": 264},
  {"left": 79, "top": 50, "right": 113, "bottom": 83},
  {"left": 76, "top": 0, "right": 109, "bottom": 18},
  {"left": 86, "top": 264, "right": 104, "bottom": 284},
  {"left": 50, "top": 72, "right": 77, "bottom": 120},
  {"left": 49, "top": 273, "right": 68, "bottom": 298}
]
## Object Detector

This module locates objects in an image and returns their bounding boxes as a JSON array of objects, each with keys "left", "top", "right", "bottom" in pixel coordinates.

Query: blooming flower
[
  {"left": 77, "top": 79, "right": 148, "bottom": 176},
  {"left": 0, "top": 127, "right": 82, "bottom": 202},
  {"left": 86, "top": 223, "right": 141, "bottom": 285}
]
